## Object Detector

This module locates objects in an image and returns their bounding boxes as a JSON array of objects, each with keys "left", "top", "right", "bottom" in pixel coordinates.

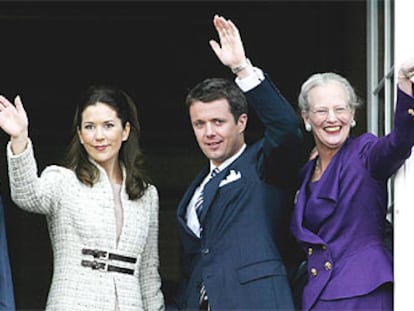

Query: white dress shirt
[{"left": 186, "top": 144, "right": 247, "bottom": 237}]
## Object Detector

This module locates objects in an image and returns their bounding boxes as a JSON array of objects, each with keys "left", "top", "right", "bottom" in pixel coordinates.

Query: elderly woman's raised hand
[
  {"left": 398, "top": 58, "right": 414, "bottom": 96},
  {"left": 0, "top": 95, "right": 29, "bottom": 154}
]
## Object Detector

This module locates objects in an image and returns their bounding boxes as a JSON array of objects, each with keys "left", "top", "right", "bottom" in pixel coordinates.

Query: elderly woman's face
[{"left": 302, "top": 82, "right": 354, "bottom": 152}]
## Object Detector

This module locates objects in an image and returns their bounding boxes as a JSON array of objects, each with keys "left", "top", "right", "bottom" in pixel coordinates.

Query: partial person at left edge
[
  {"left": 0, "top": 86, "right": 164, "bottom": 310},
  {"left": 0, "top": 194, "right": 15, "bottom": 311}
]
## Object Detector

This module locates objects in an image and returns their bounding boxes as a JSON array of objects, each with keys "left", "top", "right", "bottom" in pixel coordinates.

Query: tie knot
[{"left": 210, "top": 168, "right": 220, "bottom": 178}]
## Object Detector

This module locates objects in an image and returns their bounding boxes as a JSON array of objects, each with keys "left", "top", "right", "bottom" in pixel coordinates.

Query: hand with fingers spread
[
  {"left": 0, "top": 95, "right": 29, "bottom": 154},
  {"left": 209, "top": 15, "right": 253, "bottom": 78}
]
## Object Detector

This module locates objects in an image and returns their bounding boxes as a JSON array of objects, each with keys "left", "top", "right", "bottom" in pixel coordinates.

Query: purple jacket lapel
[
  {"left": 291, "top": 142, "right": 348, "bottom": 245},
  {"left": 290, "top": 160, "right": 324, "bottom": 245}
]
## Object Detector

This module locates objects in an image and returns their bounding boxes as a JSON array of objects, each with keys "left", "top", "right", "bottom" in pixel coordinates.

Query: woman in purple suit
[{"left": 290, "top": 58, "right": 414, "bottom": 310}]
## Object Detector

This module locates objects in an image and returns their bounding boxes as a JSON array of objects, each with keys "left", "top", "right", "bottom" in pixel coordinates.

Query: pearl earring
[
  {"left": 351, "top": 119, "right": 356, "bottom": 128},
  {"left": 305, "top": 123, "right": 312, "bottom": 132}
]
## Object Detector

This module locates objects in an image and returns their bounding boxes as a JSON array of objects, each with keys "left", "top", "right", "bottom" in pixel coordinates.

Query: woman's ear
[
  {"left": 77, "top": 128, "right": 84, "bottom": 144},
  {"left": 301, "top": 110, "right": 311, "bottom": 132},
  {"left": 122, "top": 122, "right": 131, "bottom": 141}
]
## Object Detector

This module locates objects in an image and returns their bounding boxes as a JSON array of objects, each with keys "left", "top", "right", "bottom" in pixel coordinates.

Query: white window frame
[
  {"left": 370, "top": 0, "right": 414, "bottom": 309},
  {"left": 394, "top": 0, "right": 414, "bottom": 310},
  {"left": 367, "top": 0, "right": 394, "bottom": 223}
]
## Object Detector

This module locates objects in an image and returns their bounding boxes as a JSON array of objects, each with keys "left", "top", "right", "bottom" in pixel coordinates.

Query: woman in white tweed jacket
[{"left": 0, "top": 86, "right": 165, "bottom": 310}]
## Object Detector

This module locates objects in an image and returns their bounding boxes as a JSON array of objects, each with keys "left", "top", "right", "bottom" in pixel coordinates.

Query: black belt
[
  {"left": 82, "top": 248, "right": 137, "bottom": 263},
  {"left": 81, "top": 248, "right": 137, "bottom": 275},
  {"left": 81, "top": 259, "right": 134, "bottom": 275}
]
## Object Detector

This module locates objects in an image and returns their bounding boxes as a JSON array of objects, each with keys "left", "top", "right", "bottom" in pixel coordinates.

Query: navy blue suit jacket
[
  {"left": 0, "top": 196, "right": 15, "bottom": 310},
  {"left": 174, "top": 76, "right": 302, "bottom": 310}
]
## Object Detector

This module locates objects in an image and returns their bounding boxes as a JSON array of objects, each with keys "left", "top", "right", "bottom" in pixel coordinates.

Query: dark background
[{"left": 0, "top": 1, "right": 366, "bottom": 309}]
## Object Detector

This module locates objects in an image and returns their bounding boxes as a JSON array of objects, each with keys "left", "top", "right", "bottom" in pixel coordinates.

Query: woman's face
[
  {"left": 302, "top": 82, "right": 355, "bottom": 153},
  {"left": 77, "top": 102, "right": 130, "bottom": 171}
]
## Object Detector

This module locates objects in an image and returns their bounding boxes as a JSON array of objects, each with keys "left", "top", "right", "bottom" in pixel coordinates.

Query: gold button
[
  {"left": 308, "top": 247, "right": 313, "bottom": 256},
  {"left": 408, "top": 108, "right": 414, "bottom": 116},
  {"left": 310, "top": 267, "right": 318, "bottom": 276},
  {"left": 324, "top": 261, "right": 332, "bottom": 271}
]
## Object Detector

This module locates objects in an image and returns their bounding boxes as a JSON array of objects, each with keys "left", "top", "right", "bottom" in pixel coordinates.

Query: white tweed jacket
[{"left": 7, "top": 140, "right": 164, "bottom": 311}]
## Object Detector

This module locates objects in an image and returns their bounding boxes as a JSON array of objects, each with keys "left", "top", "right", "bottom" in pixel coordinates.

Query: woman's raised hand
[
  {"left": 0, "top": 95, "right": 29, "bottom": 154},
  {"left": 398, "top": 58, "right": 414, "bottom": 96}
]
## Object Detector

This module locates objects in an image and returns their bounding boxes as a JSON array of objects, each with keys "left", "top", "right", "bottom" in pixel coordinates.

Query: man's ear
[{"left": 237, "top": 113, "right": 248, "bottom": 133}]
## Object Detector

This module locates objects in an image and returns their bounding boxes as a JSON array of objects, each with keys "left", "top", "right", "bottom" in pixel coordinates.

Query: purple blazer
[{"left": 291, "top": 88, "right": 414, "bottom": 310}]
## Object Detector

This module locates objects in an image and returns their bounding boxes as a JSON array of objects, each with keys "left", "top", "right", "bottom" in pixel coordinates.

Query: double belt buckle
[
  {"left": 82, "top": 248, "right": 109, "bottom": 260},
  {"left": 81, "top": 259, "right": 108, "bottom": 272},
  {"left": 81, "top": 248, "right": 136, "bottom": 275}
]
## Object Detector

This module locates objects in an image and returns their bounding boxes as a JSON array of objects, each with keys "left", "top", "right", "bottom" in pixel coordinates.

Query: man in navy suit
[
  {"left": 0, "top": 195, "right": 15, "bottom": 310},
  {"left": 173, "top": 15, "right": 302, "bottom": 310}
]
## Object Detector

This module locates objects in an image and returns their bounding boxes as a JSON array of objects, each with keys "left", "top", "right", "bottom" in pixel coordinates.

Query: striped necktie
[
  {"left": 195, "top": 168, "right": 220, "bottom": 219},
  {"left": 196, "top": 167, "right": 219, "bottom": 309}
]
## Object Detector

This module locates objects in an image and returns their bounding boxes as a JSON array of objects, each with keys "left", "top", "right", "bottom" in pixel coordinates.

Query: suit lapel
[
  {"left": 315, "top": 156, "right": 341, "bottom": 202},
  {"left": 292, "top": 147, "right": 343, "bottom": 240},
  {"left": 176, "top": 166, "right": 209, "bottom": 236},
  {"left": 291, "top": 161, "right": 325, "bottom": 245},
  {"left": 197, "top": 146, "right": 248, "bottom": 226},
  {"left": 197, "top": 168, "right": 227, "bottom": 225}
]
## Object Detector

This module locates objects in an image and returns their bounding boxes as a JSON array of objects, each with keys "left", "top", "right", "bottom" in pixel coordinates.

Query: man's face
[{"left": 189, "top": 98, "right": 247, "bottom": 167}]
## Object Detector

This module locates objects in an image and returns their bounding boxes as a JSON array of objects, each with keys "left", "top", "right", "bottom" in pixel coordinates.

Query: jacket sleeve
[
  {"left": 7, "top": 139, "right": 64, "bottom": 215},
  {"left": 244, "top": 74, "right": 303, "bottom": 186},
  {"left": 365, "top": 87, "right": 414, "bottom": 180},
  {"left": 139, "top": 185, "right": 165, "bottom": 310}
]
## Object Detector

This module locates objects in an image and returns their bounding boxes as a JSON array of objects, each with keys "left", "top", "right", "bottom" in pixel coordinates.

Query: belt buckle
[
  {"left": 93, "top": 249, "right": 109, "bottom": 260},
  {"left": 91, "top": 260, "right": 107, "bottom": 272}
]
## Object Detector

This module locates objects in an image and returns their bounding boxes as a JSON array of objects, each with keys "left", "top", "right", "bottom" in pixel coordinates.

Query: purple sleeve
[{"left": 364, "top": 87, "right": 414, "bottom": 179}]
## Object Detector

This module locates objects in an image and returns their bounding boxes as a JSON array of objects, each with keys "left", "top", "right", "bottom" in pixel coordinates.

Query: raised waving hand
[
  {"left": 209, "top": 15, "right": 253, "bottom": 77},
  {"left": 398, "top": 57, "right": 414, "bottom": 96},
  {"left": 0, "top": 95, "right": 29, "bottom": 154}
]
